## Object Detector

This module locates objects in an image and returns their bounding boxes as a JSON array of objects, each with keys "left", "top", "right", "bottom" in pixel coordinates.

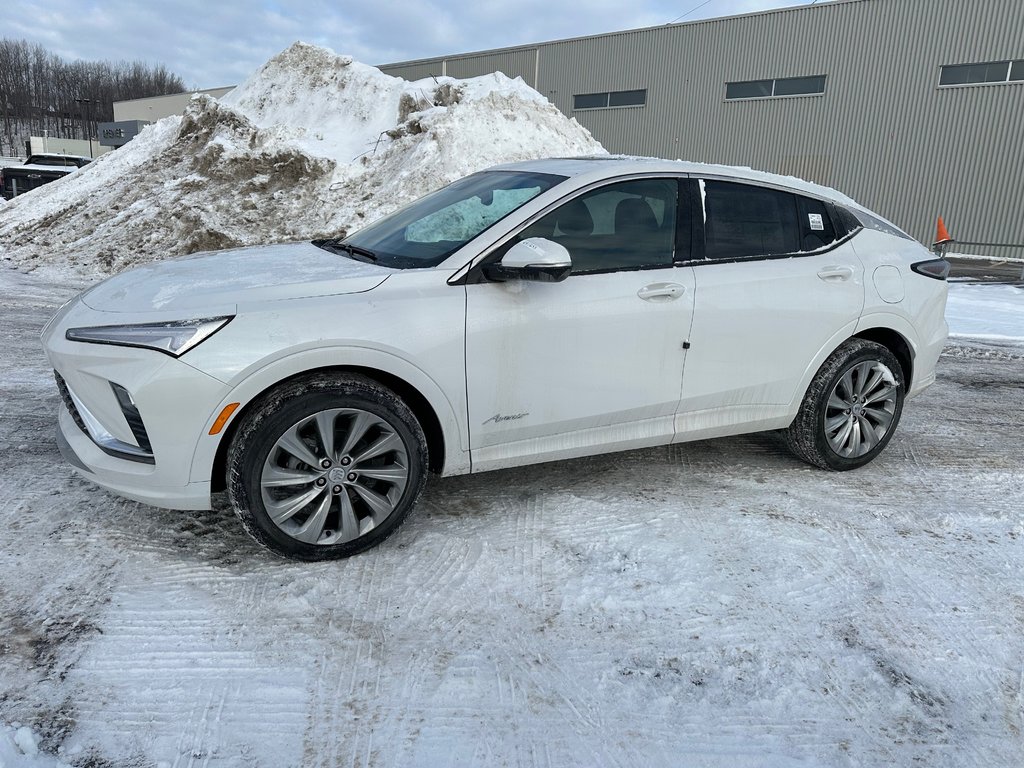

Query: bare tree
[{"left": 0, "top": 38, "right": 187, "bottom": 156}]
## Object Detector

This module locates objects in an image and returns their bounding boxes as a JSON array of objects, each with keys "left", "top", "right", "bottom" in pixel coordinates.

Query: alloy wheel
[
  {"left": 824, "top": 360, "right": 898, "bottom": 459},
  {"left": 259, "top": 407, "right": 409, "bottom": 545}
]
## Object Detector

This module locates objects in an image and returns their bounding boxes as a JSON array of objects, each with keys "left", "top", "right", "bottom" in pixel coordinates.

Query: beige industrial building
[{"left": 112, "top": 86, "right": 234, "bottom": 122}]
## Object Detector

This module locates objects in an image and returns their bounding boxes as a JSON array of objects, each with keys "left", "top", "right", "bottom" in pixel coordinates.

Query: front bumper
[
  {"left": 45, "top": 303, "right": 232, "bottom": 510},
  {"left": 57, "top": 407, "right": 212, "bottom": 509}
]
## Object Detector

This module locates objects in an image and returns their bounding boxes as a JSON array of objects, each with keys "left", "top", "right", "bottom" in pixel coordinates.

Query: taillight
[{"left": 911, "top": 259, "right": 950, "bottom": 281}]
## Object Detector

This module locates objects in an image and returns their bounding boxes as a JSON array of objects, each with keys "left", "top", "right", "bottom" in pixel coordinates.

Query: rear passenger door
[{"left": 677, "top": 179, "right": 864, "bottom": 429}]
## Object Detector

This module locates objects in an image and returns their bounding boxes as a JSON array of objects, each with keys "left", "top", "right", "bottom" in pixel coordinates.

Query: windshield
[{"left": 335, "top": 170, "right": 565, "bottom": 269}]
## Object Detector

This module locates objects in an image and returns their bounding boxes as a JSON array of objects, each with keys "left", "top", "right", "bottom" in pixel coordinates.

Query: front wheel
[
  {"left": 783, "top": 339, "right": 905, "bottom": 471},
  {"left": 227, "top": 373, "right": 428, "bottom": 560}
]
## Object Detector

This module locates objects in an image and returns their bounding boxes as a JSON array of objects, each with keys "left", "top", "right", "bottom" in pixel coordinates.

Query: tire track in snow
[
  {"left": 65, "top": 558, "right": 312, "bottom": 763},
  {"left": 298, "top": 548, "right": 405, "bottom": 768}
]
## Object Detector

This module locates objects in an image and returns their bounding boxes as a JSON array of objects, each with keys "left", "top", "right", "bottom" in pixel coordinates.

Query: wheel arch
[
  {"left": 851, "top": 326, "right": 914, "bottom": 387},
  {"left": 205, "top": 361, "right": 465, "bottom": 494},
  {"left": 788, "top": 319, "right": 919, "bottom": 419}
]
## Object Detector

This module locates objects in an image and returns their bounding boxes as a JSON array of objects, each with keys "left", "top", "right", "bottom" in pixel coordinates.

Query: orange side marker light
[{"left": 209, "top": 403, "right": 240, "bottom": 435}]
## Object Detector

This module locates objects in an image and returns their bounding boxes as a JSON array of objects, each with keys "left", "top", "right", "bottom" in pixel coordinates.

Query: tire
[
  {"left": 227, "top": 373, "right": 428, "bottom": 560},
  {"left": 783, "top": 339, "right": 905, "bottom": 471}
]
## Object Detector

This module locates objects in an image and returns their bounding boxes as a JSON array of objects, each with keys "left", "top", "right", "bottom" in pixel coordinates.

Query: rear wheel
[
  {"left": 783, "top": 339, "right": 905, "bottom": 471},
  {"left": 228, "top": 373, "right": 428, "bottom": 560}
]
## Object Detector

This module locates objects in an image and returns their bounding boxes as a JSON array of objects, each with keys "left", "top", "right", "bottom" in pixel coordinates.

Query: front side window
[
  {"left": 338, "top": 170, "right": 564, "bottom": 268},
  {"left": 517, "top": 178, "right": 679, "bottom": 273}
]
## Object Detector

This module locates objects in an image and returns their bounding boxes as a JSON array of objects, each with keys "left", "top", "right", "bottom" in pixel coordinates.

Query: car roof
[
  {"left": 29, "top": 153, "right": 92, "bottom": 161},
  {"left": 489, "top": 155, "right": 861, "bottom": 209}
]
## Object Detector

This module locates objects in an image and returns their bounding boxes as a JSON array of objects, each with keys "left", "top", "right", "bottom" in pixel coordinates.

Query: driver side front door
[{"left": 464, "top": 177, "right": 696, "bottom": 472}]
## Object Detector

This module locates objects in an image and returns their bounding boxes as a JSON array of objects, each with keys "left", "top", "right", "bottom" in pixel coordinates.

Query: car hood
[{"left": 81, "top": 241, "right": 394, "bottom": 314}]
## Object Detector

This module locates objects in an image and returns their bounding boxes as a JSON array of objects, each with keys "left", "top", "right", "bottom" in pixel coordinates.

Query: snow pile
[{"left": 0, "top": 43, "right": 604, "bottom": 275}]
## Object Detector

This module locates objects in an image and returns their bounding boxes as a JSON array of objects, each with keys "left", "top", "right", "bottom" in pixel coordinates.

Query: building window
[
  {"left": 573, "top": 89, "right": 647, "bottom": 110},
  {"left": 939, "top": 60, "right": 1024, "bottom": 86},
  {"left": 725, "top": 75, "right": 826, "bottom": 100},
  {"left": 608, "top": 89, "right": 646, "bottom": 107}
]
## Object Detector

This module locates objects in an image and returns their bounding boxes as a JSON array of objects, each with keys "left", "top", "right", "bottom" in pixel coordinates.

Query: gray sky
[{"left": 5, "top": 0, "right": 817, "bottom": 88}]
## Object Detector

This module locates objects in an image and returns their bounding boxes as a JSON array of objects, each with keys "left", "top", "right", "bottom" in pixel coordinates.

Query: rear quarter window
[{"left": 795, "top": 195, "right": 838, "bottom": 251}]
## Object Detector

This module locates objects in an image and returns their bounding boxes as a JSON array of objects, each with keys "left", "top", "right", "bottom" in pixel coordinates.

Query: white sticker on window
[{"left": 808, "top": 213, "right": 824, "bottom": 231}]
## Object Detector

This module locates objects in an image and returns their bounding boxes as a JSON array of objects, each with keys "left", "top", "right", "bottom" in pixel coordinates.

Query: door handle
[
  {"left": 817, "top": 266, "right": 854, "bottom": 282},
  {"left": 637, "top": 282, "right": 686, "bottom": 301}
]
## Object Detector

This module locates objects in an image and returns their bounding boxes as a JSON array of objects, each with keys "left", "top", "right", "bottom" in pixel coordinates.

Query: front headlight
[{"left": 65, "top": 316, "right": 233, "bottom": 357}]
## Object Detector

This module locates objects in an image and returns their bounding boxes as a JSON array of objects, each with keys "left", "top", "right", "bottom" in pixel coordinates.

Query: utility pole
[{"left": 74, "top": 98, "right": 99, "bottom": 157}]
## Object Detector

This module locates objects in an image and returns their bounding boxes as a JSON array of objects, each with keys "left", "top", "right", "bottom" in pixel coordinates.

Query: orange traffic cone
[{"left": 932, "top": 217, "right": 953, "bottom": 253}]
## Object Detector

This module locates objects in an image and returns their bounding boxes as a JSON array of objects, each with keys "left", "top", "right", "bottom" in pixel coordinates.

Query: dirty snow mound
[
  {"left": 0, "top": 42, "right": 604, "bottom": 276},
  {"left": 221, "top": 44, "right": 407, "bottom": 165}
]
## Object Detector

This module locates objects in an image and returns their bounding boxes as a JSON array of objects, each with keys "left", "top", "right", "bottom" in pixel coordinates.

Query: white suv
[{"left": 42, "top": 158, "right": 949, "bottom": 560}]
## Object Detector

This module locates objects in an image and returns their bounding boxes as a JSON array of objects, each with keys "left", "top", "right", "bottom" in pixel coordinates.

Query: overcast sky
[{"left": 5, "top": 0, "right": 817, "bottom": 88}]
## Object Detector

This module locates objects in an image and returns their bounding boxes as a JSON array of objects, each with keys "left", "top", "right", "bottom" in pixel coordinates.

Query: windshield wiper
[{"left": 313, "top": 238, "right": 378, "bottom": 263}]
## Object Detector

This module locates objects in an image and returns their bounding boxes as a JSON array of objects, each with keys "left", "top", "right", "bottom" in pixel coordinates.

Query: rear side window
[{"left": 703, "top": 181, "right": 799, "bottom": 259}]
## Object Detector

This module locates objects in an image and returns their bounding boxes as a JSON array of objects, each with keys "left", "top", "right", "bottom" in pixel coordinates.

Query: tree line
[{"left": 0, "top": 38, "right": 186, "bottom": 156}]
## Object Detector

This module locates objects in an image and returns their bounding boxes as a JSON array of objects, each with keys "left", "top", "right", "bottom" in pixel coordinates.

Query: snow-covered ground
[
  {"left": 947, "top": 282, "right": 1024, "bottom": 344},
  {"left": 0, "top": 268, "right": 1022, "bottom": 767}
]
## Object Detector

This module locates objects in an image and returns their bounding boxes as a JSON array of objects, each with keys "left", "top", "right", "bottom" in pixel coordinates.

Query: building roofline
[
  {"left": 379, "top": 0, "right": 867, "bottom": 69},
  {"left": 114, "top": 86, "right": 235, "bottom": 107}
]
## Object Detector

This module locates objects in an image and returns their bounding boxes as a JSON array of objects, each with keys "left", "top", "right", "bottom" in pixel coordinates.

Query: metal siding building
[
  {"left": 113, "top": 87, "right": 236, "bottom": 123},
  {"left": 381, "top": 0, "right": 1024, "bottom": 256}
]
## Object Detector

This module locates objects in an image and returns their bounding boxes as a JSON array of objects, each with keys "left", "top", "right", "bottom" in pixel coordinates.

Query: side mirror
[{"left": 483, "top": 238, "right": 572, "bottom": 283}]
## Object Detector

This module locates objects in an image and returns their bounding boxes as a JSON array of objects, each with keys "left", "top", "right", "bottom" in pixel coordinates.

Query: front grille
[{"left": 54, "top": 371, "right": 88, "bottom": 435}]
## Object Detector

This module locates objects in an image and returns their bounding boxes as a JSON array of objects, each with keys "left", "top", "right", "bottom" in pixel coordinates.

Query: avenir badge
[{"left": 482, "top": 412, "right": 529, "bottom": 425}]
